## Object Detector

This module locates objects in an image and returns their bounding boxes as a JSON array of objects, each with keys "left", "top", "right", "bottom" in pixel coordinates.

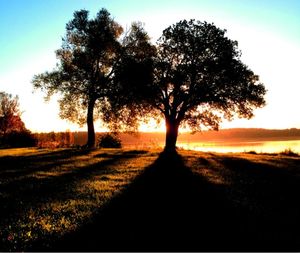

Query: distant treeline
[
  {"left": 34, "top": 132, "right": 102, "bottom": 148},
  {"left": 120, "top": 128, "right": 300, "bottom": 145},
  {"left": 34, "top": 132, "right": 160, "bottom": 148},
  {"left": 35, "top": 132, "right": 75, "bottom": 148},
  {"left": 32, "top": 128, "right": 300, "bottom": 148},
  {"left": 181, "top": 128, "right": 300, "bottom": 142},
  {"left": 34, "top": 132, "right": 122, "bottom": 148}
]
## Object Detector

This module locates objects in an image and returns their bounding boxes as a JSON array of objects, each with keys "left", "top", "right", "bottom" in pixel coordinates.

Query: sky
[{"left": 0, "top": 0, "right": 300, "bottom": 132}]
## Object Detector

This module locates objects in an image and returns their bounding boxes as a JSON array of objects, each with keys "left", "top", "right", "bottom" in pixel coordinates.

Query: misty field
[{"left": 0, "top": 147, "right": 300, "bottom": 251}]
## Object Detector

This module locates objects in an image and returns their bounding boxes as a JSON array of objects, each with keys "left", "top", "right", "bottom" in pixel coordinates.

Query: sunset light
[
  {"left": 1, "top": 0, "right": 300, "bottom": 133},
  {"left": 1, "top": 1, "right": 300, "bottom": 251}
]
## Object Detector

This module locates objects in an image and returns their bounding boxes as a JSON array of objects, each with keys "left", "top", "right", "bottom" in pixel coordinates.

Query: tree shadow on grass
[
  {"left": 0, "top": 148, "right": 152, "bottom": 208},
  {"left": 44, "top": 150, "right": 223, "bottom": 251},
  {"left": 48, "top": 150, "right": 300, "bottom": 252},
  {"left": 210, "top": 155, "right": 300, "bottom": 250},
  {"left": 0, "top": 149, "right": 92, "bottom": 179},
  {"left": 0, "top": 149, "right": 154, "bottom": 251}
]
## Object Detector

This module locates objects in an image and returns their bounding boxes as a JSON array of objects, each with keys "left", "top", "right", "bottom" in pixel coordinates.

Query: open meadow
[{"left": 0, "top": 147, "right": 300, "bottom": 251}]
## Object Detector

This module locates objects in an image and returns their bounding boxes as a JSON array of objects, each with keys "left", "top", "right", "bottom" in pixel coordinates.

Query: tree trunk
[
  {"left": 164, "top": 117, "right": 179, "bottom": 152},
  {"left": 86, "top": 97, "right": 96, "bottom": 148}
]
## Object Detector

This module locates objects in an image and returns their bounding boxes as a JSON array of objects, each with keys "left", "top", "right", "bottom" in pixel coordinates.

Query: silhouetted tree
[
  {"left": 0, "top": 92, "right": 26, "bottom": 134},
  {"left": 33, "top": 10, "right": 156, "bottom": 148},
  {"left": 32, "top": 9, "right": 123, "bottom": 148},
  {"left": 111, "top": 20, "right": 266, "bottom": 151},
  {"left": 102, "top": 22, "right": 157, "bottom": 131}
]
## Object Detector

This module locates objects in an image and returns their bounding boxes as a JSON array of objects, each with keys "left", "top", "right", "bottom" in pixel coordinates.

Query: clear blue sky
[{"left": 0, "top": 0, "right": 300, "bottom": 131}]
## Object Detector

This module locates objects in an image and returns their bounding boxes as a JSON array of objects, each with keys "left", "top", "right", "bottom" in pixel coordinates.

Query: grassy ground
[{"left": 0, "top": 147, "right": 299, "bottom": 251}]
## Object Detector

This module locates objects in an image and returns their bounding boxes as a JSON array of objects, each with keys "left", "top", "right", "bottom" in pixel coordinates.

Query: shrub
[
  {"left": 97, "top": 133, "right": 122, "bottom": 148},
  {"left": 0, "top": 130, "right": 37, "bottom": 148},
  {"left": 244, "top": 150, "right": 257, "bottom": 154},
  {"left": 279, "top": 148, "right": 299, "bottom": 157}
]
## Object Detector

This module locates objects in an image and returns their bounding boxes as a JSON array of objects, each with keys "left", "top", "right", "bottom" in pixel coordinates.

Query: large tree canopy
[
  {"left": 33, "top": 9, "right": 155, "bottom": 147},
  {"left": 111, "top": 19, "right": 266, "bottom": 151},
  {"left": 33, "top": 8, "right": 123, "bottom": 147},
  {"left": 33, "top": 12, "right": 266, "bottom": 151}
]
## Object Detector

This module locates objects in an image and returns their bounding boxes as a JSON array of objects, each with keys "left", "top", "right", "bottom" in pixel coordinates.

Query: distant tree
[
  {"left": 32, "top": 9, "right": 123, "bottom": 148},
  {"left": 0, "top": 92, "right": 36, "bottom": 147},
  {"left": 0, "top": 92, "right": 26, "bottom": 135},
  {"left": 110, "top": 20, "right": 266, "bottom": 151}
]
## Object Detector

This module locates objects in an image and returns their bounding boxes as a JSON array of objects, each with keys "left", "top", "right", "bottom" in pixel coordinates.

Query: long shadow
[
  {"left": 214, "top": 155, "right": 300, "bottom": 215},
  {"left": 15, "top": 150, "right": 298, "bottom": 251},
  {"left": 0, "top": 149, "right": 149, "bottom": 251},
  {"left": 0, "top": 149, "right": 100, "bottom": 210},
  {"left": 46, "top": 150, "right": 300, "bottom": 252},
  {"left": 211, "top": 155, "right": 300, "bottom": 250},
  {"left": 0, "top": 149, "right": 93, "bottom": 179},
  {"left": 0, "top": 149, "right": 148, "bottom": 201}
]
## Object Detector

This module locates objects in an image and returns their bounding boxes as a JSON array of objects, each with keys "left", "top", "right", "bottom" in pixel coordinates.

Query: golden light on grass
[
  {"left": 0, "top": 147, "right": 50, "bottom": 157},
  {"left": 0, "top": 148, "right": 158, "bottom": 250},
  {"left": 1, "top": 147, "right": 300, "bottom": 251},
  {"left": 182, "top": 151, "right": 230, "bottom": 185}
]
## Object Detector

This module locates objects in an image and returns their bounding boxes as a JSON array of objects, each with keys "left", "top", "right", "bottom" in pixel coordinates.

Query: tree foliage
[
  {"left": 102, "top": 22, "right": 157, "bottom": 131},
  {"left": 32, "top": 9, "right": 123, "bottom": 147},
  {"left": 32, "top": 9, "right": 266, "bottom": 151},
  {"left": 155, "top": 20, "right": 265, "bottom": 124},
  {"left": 32, "top": 9, "right": 156, "bottom": 148},
  {"left": 0, "top": 92, "right": 36, "bottom": 147},
  {"left": 0, "top": 92, "right": 26, "bottom": 135},
  {"left": 111, "top": 19, "right": 266, "bottom": 151}
]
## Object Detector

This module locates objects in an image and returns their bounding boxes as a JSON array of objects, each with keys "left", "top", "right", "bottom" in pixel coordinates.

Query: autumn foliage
[{"left": 0, "top": 92, "right": 36, "bottom": 147}]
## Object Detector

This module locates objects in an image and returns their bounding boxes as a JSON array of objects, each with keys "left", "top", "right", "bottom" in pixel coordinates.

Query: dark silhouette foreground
[{"left": 43, "top": 151, "right": 299, "bottom": 251}]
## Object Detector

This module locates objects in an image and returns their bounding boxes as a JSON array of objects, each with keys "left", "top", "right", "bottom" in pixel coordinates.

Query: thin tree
[
  {"left": 32, "top": 9, "right": 123, "bottom": 148},
  {"left": 112, "top": 20, "right": 267, "bottom": 151}
]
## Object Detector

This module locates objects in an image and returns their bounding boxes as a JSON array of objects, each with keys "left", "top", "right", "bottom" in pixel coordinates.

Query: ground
[{"left": 0, "top": 147, "right": 299, "bottom": 251}]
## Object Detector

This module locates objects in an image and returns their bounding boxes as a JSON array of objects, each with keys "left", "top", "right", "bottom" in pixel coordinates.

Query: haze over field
[{"left": 65, "top": 128, "right": 300, "bottom": 153}]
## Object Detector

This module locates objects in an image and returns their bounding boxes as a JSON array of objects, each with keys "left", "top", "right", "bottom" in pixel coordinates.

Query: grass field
[{"left": 0, "top": 147, "right": 299, "bottom": 251}]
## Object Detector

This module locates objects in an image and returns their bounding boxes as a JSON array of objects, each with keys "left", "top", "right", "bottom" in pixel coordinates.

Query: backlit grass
[
  {"left": 0, "top": 148, "right": 299, "bottom": 251},
  {"left": 182, "top": 150, "right": 300, "bottom": 219},
  {"left": 0, "top": 148, "right": 159, "bottom": 251}
]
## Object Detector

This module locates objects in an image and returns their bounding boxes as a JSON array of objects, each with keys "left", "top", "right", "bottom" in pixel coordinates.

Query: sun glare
[
  {"left": 2, "top": 1, "right": 299, "bottom": 133},
  {"left": 138, "top": 118, "right": 165, "bottom": 132}
]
